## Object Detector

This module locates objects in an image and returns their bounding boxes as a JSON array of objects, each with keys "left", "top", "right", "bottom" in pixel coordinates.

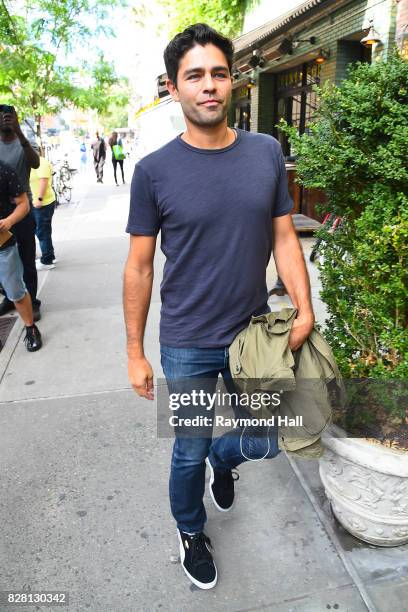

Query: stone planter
[{"left": 319, "top": 426, "right": 408, "bottom": 546}]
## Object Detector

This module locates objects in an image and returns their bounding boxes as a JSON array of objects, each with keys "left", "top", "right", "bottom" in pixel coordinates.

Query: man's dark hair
[{"left": 164, "top": 23, "right": 234, "bottom": 86}]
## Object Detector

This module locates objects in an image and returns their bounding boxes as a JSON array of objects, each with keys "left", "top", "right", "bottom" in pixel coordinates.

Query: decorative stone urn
[{"left": 319, "top": 425, "right": 408, "bottom": 546}]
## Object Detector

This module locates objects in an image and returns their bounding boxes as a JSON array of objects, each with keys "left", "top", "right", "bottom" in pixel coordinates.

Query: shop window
[
  {"left": 275, "top": 62, "right": 321, "bottom": 157},
  {"left": 233, "top": 86, "right": 251, "bottom": 131}
]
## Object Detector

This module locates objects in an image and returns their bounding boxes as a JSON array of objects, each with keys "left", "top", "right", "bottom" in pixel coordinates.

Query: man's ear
[{"left": 166, "top": 79, "right": 180, "bottom": 102}]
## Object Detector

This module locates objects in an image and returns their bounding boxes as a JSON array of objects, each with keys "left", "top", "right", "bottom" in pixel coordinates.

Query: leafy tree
[
  {"left": 99, "top": 81, "right": 131, "bottom": 132},
  {"left": 155, "top": 0, "right": 257, "bottom": 38},
  {"left": 158, "top": 0, "right": 245, "bottom": 38},
  {"left": 0, "top": 0, "right": 127, "bottom": 139}
]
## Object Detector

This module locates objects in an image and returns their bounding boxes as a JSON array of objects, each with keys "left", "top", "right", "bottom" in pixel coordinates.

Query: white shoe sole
[
  {"left": 177, "top": 530, "right": 217, "bottom": 590},
  {"left": 36, "top": 264, "right": 55, "bottom": 270},
  {"left": 206, "top": 457, "right": 234, "bottom": 512}
]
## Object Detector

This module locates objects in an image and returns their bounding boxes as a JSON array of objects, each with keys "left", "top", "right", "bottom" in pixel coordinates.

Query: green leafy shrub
[{"left": 280, "top": 54, "right": 408, "bottom": 439}]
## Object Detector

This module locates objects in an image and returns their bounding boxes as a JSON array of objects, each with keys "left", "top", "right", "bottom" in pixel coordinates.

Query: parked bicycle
[{"left": 52, "top": 156, "right": 77, "bottom": 206}]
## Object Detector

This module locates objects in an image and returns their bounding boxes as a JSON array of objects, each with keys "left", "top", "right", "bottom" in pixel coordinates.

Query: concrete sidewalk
[{"left": 0, "top": 168, "right": 407, "bottom": 612}]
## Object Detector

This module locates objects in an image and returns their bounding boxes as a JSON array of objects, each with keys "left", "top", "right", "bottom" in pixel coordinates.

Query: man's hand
[
  {"left": 0, "top": 218, "right": 12, "bottom": 232},
  {"left": 289, "top": 313, "right": 315, "bottom": 351},
  {"left": 272, "top": 213, "right": 315, "bottom": 351},
  {"left": 2, "top": 108, "right": 23, "bottom": 137},
  {"left": 128, "top": 356, "right": 154, "bottom": 400},
  {"left": 33, "top": 200, "right": 43, "bottom": 208}
]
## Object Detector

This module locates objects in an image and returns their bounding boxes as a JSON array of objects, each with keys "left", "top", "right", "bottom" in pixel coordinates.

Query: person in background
[
  {"left": 30, "top": 154, "right": 57, "bottom": 270},
  {"left": 80, "top": 141, "right": 87, "bottom": 173},
  {"left": 0, "top": 160, "right": 42, "bottom": 351},
  {"left": 108, "top": 131, "right": 126, "bottom": 186},
  {"left": 0, "top": 105, "right": 41, "bottom": 320},
  {"left": 91, "top": 132, "right": 106, "bottom": 183}
]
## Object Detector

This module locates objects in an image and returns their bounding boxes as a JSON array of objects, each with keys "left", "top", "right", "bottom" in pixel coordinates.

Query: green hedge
[{"left": 280, "top": 53, "right": 408, "bottom": 429}]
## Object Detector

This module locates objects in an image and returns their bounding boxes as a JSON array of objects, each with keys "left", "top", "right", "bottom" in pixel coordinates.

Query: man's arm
[
  {"left": 123, "top": 234, "right": 157, "bottom": 400},
  {"left": 272, "top": 214, "right": 315, "bottom": 350},
  {"left": 0, "top": 192, "right": 30, "bottom": 231},
  {"left": 33, "top": 177, "right": 49, "bottom": 208}
]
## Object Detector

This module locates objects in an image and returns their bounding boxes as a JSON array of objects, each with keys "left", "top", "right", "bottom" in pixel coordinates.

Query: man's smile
[{"left": 199, "top": 99, "right": 221, "bottom": 107}]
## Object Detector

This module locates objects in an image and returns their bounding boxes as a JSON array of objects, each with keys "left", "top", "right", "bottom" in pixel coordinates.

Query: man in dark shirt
[
  {"left": 123, "top": 24, "right": 315, "bottom": 589},
  {"left": 0, "top": 161, "right": 42, "bottom": 351},
  {"left": 91, "top": 132, "right": 106, "bottom": 183},
  {"left": 0, "top": 106, "right": 41, "bottom": 320}
]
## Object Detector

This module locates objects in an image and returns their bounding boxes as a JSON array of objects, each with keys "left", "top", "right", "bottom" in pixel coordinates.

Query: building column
[
  {"left": 249, "top": 83, "right": 259, "bottom": 133},
  {"left": 249, "top": 72, "right": 275, "bottom": 134}
]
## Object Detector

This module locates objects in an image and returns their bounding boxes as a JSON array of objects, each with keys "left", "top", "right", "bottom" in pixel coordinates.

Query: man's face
[
  {"left": 0, "top": 108, "right": 14, "bottom": 135},
  {"left": 167, "top": 43, "right": 232, "bottom": 128}
]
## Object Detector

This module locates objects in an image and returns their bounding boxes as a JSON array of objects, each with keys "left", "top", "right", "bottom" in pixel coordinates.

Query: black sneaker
[
  {"left": 206, "top": 457, "right": 239, "bottom": 512},
  {"left": 177, "top": 530, "right": 217, "bottom": 589},
  {"left": 0, "top": 298, "right": 15, "bottom": 316},
  {"left": 24, "top": 325, "right": 42, "bottom": 352}
]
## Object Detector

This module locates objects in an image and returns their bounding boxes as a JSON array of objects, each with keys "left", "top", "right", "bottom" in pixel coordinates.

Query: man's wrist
[
  {"left": 296, "top": 309, "right": 315, "bottom": 324},
  {"left": 127, "top": 346, "right": 145, "bottom": 360},
  {"left": 18, "top": 133, "right": 29, "bottom": 147}
]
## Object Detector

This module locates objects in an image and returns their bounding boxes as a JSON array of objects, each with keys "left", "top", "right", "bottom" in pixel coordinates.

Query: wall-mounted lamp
[
  {"left": 360, "top": 20, "right": 381, "bottom": 46},
  {"left": 292, "top": 36, "right": 316, "bottom": 49},
  {"left": 248, "top": 49, "right": 265, "bottom": 69},
  {"left": 315, "top": 48, "right": 330, "bottom": 64},
  {"left": 247, "top": 69, "right": 258, "bottom": 88}
]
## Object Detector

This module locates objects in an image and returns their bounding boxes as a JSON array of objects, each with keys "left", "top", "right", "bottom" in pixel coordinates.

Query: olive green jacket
[{"left": 229, "top": 307, "right": 345, "bottom": 459}]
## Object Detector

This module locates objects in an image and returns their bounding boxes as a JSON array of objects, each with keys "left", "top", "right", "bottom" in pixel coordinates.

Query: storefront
[{"left": 231, "top": 0, "right": 396, "bottom": 219}]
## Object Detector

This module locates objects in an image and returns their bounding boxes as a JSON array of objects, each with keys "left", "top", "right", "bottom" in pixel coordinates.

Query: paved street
[{"left": 0, "top": 165, "right": 407, "bottom": 612}]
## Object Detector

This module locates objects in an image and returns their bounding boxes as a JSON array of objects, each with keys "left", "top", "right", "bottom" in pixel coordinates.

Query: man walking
[
  {"left": 123, "top": 24, "right": 315, "bottom": 589},
  {"left": 0, "top": 106, "right": 41, "bottom": 320},
  {"left": 91, "top": 132, "right": 106, "bottom": 183}
]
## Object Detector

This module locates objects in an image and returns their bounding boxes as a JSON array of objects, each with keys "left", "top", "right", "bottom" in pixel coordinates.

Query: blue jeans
[
  {"left": 160, "top": 345, "right": 281, "bottom": 533},
  {"left": 33, "top": 203, "right": 55, "bottom": 264}
]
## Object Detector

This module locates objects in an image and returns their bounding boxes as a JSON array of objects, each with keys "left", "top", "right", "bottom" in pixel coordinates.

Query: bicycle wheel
[
  {"left": 309, "top": 241, "right": 321, "bottom": 262},
  {"left": 61, "top": 186, "right": 72, "bottom": 203},
  {"left": 60, "top": 166, "right": 71, "bottom": 184},
  {"left": 52, "top": 179, "right": 60, "bottom": 207}
]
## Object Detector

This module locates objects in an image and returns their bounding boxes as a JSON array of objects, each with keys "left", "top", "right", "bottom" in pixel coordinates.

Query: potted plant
[{"left": 280, "top": 53, "right": 408, "bottom": 546}]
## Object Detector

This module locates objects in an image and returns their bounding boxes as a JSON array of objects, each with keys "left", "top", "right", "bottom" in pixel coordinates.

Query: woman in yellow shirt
[{"left": 30, "top": 156, "right": 57, "bottom": 270}]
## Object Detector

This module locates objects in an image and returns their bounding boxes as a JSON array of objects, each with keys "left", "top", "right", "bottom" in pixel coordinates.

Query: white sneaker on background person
[{"left": 36, "top": 261, "right": 55, "bottom": 270}]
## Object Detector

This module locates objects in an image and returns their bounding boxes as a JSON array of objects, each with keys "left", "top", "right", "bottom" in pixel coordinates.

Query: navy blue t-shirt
[{"left": 126, "top": 128, "right": 293, "bottom": 348}]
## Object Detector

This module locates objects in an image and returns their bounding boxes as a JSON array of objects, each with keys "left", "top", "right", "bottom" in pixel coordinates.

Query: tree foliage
[
  {"left": 99, "top": 82, "right": 131, "bottom": 132},
  {"left": 156, "top": 0, "right": 250, "bottom": 38},
  {"left": 0, "top": 0, "right": 127, "bottom": 137}
]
